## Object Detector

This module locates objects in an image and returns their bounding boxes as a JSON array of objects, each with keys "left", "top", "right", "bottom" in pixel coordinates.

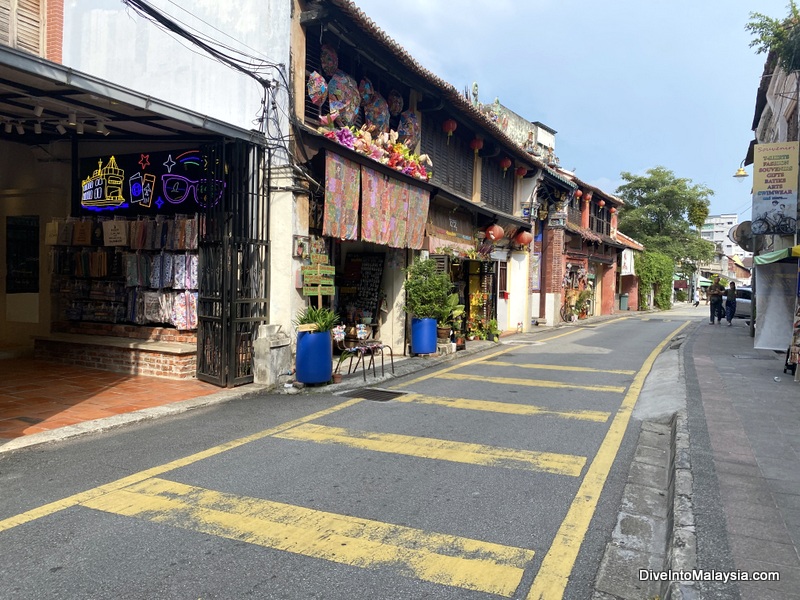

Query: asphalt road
[{"left": 0, "top": 314, "right": 690, "bottom": 599}]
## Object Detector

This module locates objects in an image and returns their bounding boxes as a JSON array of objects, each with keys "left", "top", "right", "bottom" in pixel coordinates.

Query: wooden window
[
  {"left": 590, "top": 202, "right": 610, "bottom": 236},
  {"left": 420, "top": 118, "right": 473, "bottom": 197},
  {"left": 1, "top": 0, "right": 42, "bottom": 55},
  {"left": 480, "top": 158, "right": 514, "bottom": 213},
  {"left": 498, "top": 261, "right": 507, "bottom": 293}
]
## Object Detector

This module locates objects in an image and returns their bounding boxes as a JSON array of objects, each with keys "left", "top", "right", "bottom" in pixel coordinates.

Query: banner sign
[
  {"left": 752, "top": 142, "right": 799, "bottom": 236},
  {"left": 755, "top": 261, "right": 796, "bottom": 350},
  {"left": 620, "top": 249, "right": 635, "bottom": 276}
]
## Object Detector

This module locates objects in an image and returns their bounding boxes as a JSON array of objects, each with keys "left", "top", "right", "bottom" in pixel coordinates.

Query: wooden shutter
[
  {"left": 16, "top": 0, "right": 41, "bottom": 54},
  {"left": 0, "top": 3, "right": 10, "bottom": 46},
  {"left": 430, "top": 254, "right": 450, "bottom": 275}
]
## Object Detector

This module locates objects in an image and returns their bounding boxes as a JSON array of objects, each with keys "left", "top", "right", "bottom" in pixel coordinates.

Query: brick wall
[
  {"left": 52, "top": 322, "right": 197, "bottom": 344},
  {"left": 34, "top": 340, "right": 197, "bottom": 379},
  {"left": 544, "top": 228, "right": 565, "bottom": 294},
  {"left": 45, "top": 0, "right": 64, "bottom": 63},
  {"left": 601, "top": 262, "right": 617, "bottom": 314}
]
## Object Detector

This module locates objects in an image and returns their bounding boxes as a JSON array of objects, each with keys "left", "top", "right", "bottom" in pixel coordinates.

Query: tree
[
  {"left": 746, "top": 1, "right": 800, "bottom": 73},
  {"left": 616, "top": 166, "right": 715, "bottom": 273}
]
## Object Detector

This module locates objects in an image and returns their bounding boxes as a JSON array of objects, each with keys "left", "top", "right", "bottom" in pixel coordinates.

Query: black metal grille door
[{"left": 197, "top": 141, "right": 269, "bottom": 387}]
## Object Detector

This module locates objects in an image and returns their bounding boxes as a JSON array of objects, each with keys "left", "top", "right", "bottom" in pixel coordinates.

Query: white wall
[{"left": 63, "top": 0, "right": 291, "bottom": 139}]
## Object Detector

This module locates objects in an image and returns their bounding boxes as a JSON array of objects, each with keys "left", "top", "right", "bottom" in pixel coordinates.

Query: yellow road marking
[
  {"left": 274, "top": 423, "right": 586, "bottom": 477},
  {"left": 391, "top": 328, "right": 585, "bottom": 389},
  {"left": 484, "top": 361, "right": 636, "bottom": 375},
  {"left": 0, "top": 398, "right": 364, "bottom": 533},
  {"left": 436, "top": 373, "right": 626, "bottom": 394},
  {"left": 81, "top": 477, "right": 533, "bottom": 597},
  {"left": 394, "top": 393, "right": 610, "bottom": 423},
  {"left": 526, "top": 321, "right": 690, "bottom": 599}
]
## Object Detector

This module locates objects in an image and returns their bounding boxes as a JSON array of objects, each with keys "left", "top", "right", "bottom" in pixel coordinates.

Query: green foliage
[
  {"left": 675, "top": 289, "right": 688, "bottom": 302},
  {"left": 403, "top": 258, "right": 453, "bottom": 320},
  {"left": 747, "top": 2, "right": 800, "bottom": 73},
  {"left": 635, "top": 251, "right": 674, "bottom": 310},
  {"left": 293, "top": 305, "right": 340, "bottom": 332},
  {"left": 575, "top": 289, "right": 593, "bottom": 313},
  {"left": 438, "top": 293, "right": 465, "bottom": 327},
  {"left": 616, "top": 166, "right": 715, "bottom": 271}
]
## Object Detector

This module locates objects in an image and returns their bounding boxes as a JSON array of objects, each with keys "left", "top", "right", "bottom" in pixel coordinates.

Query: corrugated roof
[{"left": 615, "top": 230, "right": 645, "bottom": 251}]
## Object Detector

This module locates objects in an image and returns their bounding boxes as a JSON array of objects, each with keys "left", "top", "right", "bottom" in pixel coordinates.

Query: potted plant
[
  {"left": 576, "top": 289, "right": 593, "bottom": 319},
  {"left": 436, "top": 293, "right": 465, "bottom": 340},
  {"left": 293, "top": 305, "right": 340, "bottom": 384},
  {"left": 403, "top": 257, "right": 453, "bottom": 354},
  {"left": 486, "top": 318, "right": 501, "bottom": 342}
]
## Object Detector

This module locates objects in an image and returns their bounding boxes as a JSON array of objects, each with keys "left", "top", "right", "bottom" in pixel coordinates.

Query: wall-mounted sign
[
  {"left": 77, "top": 148, "right": 225, "bottom": 216},
  {"left": 752, "top": 142, "right": 799, "bottom": 236}
]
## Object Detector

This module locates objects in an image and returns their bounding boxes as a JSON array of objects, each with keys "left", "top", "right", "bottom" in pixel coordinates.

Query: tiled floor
[{"left": 0, "top": 358, "right": 218, "bottom": 440}]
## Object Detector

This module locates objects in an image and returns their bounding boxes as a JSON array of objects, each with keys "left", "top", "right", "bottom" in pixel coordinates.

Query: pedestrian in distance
[
  {"left": 708, "top": 276, "right": 725, "bottom": 325},
  {"left": 693, "top": 289, "right": 700, "bottom": 308},
  {"left": 724, "top": 281, "right": 737, "bottom": 326}
]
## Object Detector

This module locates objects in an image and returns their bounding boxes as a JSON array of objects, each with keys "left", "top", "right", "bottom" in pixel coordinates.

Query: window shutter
[
  {"left": 0, "top": 4, "right": 10, "bottom": 46},
  {"left": 430, "top": 254, "right": 450, "bottom": 275}
]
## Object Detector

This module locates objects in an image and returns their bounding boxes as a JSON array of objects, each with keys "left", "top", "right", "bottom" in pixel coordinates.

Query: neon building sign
[{"left": 78, "top": 148, "right": 225, "bottom": 215}]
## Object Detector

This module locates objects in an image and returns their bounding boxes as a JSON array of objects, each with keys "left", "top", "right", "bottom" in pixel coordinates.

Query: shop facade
[{"left": 0, "top": 46, "right": 269, "bottom": 386}]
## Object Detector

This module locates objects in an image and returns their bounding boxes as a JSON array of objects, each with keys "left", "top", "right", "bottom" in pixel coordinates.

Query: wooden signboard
[{"left": 302, "top": 253, "right": 336, "bottom": 306}]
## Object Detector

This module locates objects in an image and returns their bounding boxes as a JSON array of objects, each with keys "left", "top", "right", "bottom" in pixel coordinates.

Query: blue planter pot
[
  {"left": 411, "top": 317, "right": 437, "bottom": 354},
  {"left": 296, "top": 330, "right": 333, "bottom": 384}
]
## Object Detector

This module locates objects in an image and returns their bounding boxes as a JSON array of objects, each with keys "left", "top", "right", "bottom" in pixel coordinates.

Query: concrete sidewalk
[{"left": 687, "top": 316, "right": 800, "bottom": 599}]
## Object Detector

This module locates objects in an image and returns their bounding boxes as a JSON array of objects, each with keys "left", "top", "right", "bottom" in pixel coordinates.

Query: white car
[{"left": 734, "top": 286, "right": 752, "bottom": 318}]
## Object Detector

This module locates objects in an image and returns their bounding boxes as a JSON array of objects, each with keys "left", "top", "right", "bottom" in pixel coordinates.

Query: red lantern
[
  {"left": 469, "top": 137, "right": 484, "bottom": 156},
  {"left": 485, "top": 223, "right": 505, "bottom": 241},
  {"left": 575, "top": 189, "right": 583, "bottom": 199},
  {"left": 499, "top": 157, "right": 512, "bottom": 177},
  {"left": 513, "top": 230, "right": 533, "bottom": 246},
  {"left": 610, "top": 207, "right": 617, "bottom": 214},
  {"left": 442, "top": 119, "right": 457, "bottom": 144},
  {"left": 584, "top": 191, "right": 593, "bottom": 202},
  {"left": 598, "top": 199, "right": 606, "bottom": 208},
  {"left": 515, "top": 167, "right": 527, "bottom": 178}
]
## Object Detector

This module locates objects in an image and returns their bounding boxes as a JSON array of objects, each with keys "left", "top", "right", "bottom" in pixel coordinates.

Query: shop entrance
[{"left": 197, "top": 141, "right": 269, "bottom": 387}]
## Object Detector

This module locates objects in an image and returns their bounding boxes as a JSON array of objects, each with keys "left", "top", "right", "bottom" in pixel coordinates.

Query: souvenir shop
[{"left": 1, "top": 48, "right": 268, "bottom": 386}]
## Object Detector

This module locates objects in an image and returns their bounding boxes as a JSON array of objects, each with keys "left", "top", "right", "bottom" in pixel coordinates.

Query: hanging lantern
[
  {"left": 598, "top": 199, "right": 606, "bottom": 208},
  {"left": 515, "top": 167, "right": 527, "bottom": 178},
  {"left": 610, "top": 207, "right": 617, "bottom": 214},
  {"left": 500, "top": 157, "right": 512, "bottom": 177},
  {"left": 513, "top": 230, "right": 533, "bottom": 246},
  {"left": 584, "top": 191, "right": 593, "bottom": 202},
  {"left": 469, "top": 137, "right": 484, "bottom": 156},
  {"left": 442, "top": 119, "right": 457, "bottom": 144},
  {"left": 575, "top": 189, "right": 583, "bottom": 199},
  {"left": 485, "top": 223, "right": 505, "bottom": 241}
]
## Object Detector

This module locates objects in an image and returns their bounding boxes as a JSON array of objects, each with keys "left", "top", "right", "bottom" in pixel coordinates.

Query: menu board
[
  {"left": 302, "top": 253, "right": 335, "bottom": 297},
  {"left": 339, "top": 252, "right": 385, "bottom": 320}
]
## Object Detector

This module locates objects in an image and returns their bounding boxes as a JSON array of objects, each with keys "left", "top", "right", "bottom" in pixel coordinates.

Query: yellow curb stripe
[
  {"left": 273, "top": 423, "right": 586, "bottom": 477},
  {"left": 395, "top": 393, "right": 610, "bottom": 423},
  {"left": 526, "top": 321, "right": 690, "bottom": 599},
  {"left": 0, "top": 398, "right": 364, "bottom": 533},
  {"left": 483, "top": 361, "right": 636, "bottom": 376},
  {"left": 436, "top": 373, "right": 626, "bottom": 394},
  {"left": 82, "top": 477, "right": 534, "bottom": 597}
]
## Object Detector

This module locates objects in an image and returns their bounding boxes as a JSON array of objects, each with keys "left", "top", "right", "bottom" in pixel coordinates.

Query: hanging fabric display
[
  {"left": 360, "top": 167, "right": 391, "bottom": 245},
  {"left": 406, "top": 185, "right": 430, "bottom": 250},
  {"left": 323, "top": 153, "right": 360, "bottom": 240},
  {"left": 386, "top": 180, "right": 409, "bottom": 249}
]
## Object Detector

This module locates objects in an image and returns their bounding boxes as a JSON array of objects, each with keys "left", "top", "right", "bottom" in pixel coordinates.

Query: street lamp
[{"left": 733, "top": 159, "right": 749, "bottom": 180}]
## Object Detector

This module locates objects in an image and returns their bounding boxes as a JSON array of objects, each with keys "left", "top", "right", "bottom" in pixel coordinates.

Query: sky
[{"left": 352, "top": 0, "right": 789, "bottom": 219}]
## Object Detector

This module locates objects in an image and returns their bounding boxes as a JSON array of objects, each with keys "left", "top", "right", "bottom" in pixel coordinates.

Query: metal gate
[{"left": 197, "top": 141, "right": 269, "bottom": 387}]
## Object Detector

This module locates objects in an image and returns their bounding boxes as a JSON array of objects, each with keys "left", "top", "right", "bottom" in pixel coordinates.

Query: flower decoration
[
  {"left": 306, "top": 71, "right": 328, "bottom": 106},
  {"left": 387, "top": 89, "right": 404, "bottom": 116},
  {"left": 320, "top": 44, "right": 338, "bottom": 76},
  {"left": 317, "top": 121, "right": 433, "bottom": 182}
]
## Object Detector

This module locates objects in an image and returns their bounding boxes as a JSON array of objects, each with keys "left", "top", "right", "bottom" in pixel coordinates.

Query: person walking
[
  {"left": 708, "top": 276, "right": 725, "bottom": 325},
  {"left": 724, "top": 281, "right": 737, "bottom": 326},
  {"left": 693, "top": 289, "right": 700, "bottom": 308}
]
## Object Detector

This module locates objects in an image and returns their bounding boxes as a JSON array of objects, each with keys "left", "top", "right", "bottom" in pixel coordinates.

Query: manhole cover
[
  {"left": 342, "top": 388, "right": 407, "bottom": 402},
  {"left": 733, "top": 355, "right": 777, "bottom": 360}
]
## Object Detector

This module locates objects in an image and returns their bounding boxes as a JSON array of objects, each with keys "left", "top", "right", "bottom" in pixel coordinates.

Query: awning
[
  {"left": 698, "top": 276, "right": 712, "bottom": 287},
  {"left": 754, "top": 245, "right": 800, "bottom": 265}
]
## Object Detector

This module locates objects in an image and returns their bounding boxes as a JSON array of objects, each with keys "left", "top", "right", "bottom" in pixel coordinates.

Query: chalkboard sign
[
  {"left": 339, "top": 252, "right": 384, "bottom": 321},
  {"left": 6, "top": 216, "right": 39, "bottom": 293}
]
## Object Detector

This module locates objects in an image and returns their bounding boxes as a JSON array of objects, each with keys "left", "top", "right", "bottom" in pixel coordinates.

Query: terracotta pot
[
  {"left": 331, "top": 372, "right": 342, "bottom": 384},
  {"left": 437, "top": 326, "right": 451, "bottom": 340}
]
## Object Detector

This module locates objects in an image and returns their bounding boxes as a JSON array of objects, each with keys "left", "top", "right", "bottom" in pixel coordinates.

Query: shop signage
[
  {"left": 77, "top": 148, "right": 224, "bottom": 216},
  {"left": 752, "top": 142, "right": 799, "bottom": 236},
  {"left": 302, "top": 253, "right": 336, "bottom": 300}
]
